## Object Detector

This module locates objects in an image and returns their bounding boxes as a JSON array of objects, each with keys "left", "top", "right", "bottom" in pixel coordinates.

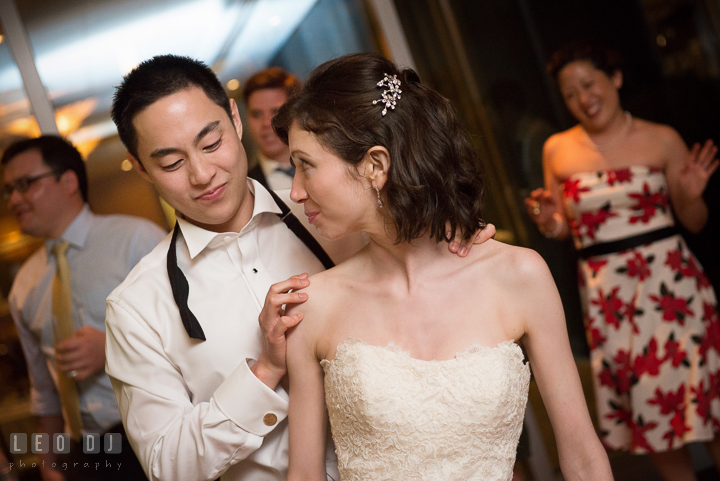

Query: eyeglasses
[{"left": 2, "top": 171, "right": 59, "bottom": 200}]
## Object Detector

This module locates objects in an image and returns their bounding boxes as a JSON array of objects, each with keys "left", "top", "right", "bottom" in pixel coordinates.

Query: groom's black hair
[{"left": 112, "top": 54, "right": 233, "bottom": 163}]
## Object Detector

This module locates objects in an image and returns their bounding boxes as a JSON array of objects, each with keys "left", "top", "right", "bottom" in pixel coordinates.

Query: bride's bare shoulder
[
  {"left": 306, "top": 254, "right": 362, "bottom": 291},
  {"left": 474, "top": 240, "right": 552, "bottom": 287},
  {"left": 287, "top": 256, "right": 361, "bottom": 319}
]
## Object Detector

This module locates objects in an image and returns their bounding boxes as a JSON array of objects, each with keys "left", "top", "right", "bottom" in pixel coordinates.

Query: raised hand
[
  {"left": 525, "top": 188, "right": 558, "bottom": 226},
  {"left": 252, "top": 273, "right": 310, "bottom": 389},
  {"left": 679, "top": 139, "right": 719, "bottom": 201}
]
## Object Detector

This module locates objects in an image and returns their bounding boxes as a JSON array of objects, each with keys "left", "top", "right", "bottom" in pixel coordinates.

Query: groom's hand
[
  {"left": 447, "top": 222, "right": 496, "bottom": 257},
  {"left": 252, "top": 273, "right": 310, "bottom": 389}
]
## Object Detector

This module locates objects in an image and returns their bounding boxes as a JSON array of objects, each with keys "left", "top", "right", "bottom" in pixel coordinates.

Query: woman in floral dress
[{"left": 526, "top": 42, "right": 720, "bottom": 480}]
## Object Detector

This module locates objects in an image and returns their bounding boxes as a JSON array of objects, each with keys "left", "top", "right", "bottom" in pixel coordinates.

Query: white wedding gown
[{"left": 321, "top": 338, "right": 531, "bottom": 481}]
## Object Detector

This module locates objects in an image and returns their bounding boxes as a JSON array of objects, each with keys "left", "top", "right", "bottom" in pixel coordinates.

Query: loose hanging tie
[
  {"left": 167, "top": 224, "right": 206, "bottom": 340},
  {"left": 167, "top": 191, "right": 334, "bottom": 340}
]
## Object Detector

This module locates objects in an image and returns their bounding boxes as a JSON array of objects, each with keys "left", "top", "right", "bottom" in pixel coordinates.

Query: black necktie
[
  {"left": 275, "top": 165, "right": 295, "bottom": 178},
  {"left": 167, "top": 192, "right": 334, "bottom": 340},
  {"left": 167, "top": 223, "right": 206, "bottom": 340}
]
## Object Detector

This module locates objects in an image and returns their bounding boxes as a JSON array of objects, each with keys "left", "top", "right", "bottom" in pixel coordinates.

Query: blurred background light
[
  {"left": 0, "top": 0, "right": 319, "bottom": 148},
  {"left": 120, "top": 159, "right": 133, "bottom": 172}
]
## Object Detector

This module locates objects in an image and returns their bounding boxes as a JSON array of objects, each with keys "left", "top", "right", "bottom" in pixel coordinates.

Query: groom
[{"left": 105, "top": 54, "right": 494, "bottom": 481}]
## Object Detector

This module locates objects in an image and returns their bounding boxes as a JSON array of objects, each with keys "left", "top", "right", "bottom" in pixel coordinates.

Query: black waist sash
[
  {"left": 167, "top": 191, "right": 335, "bottom": 340},
  {"left": 577, "top": 226, "right": 677, "bottom": 259}
]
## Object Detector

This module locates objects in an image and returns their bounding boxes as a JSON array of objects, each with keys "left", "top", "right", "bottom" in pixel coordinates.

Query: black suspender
[{"left": 265, "top": 188, "right": 335, "bottom": 270}]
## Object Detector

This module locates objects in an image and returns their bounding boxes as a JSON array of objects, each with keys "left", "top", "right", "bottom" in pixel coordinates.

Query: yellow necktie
[{"left": 51, "top": 241, "right": 83, "bottom": 441}]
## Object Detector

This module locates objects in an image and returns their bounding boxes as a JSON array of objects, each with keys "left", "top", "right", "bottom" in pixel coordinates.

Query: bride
[{"left": 272, "top": 52, "right": 612, "bottom": 480}]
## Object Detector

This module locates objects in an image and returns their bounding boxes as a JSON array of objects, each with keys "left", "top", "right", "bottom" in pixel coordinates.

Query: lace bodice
[{"left": 320, "top": 338, "right": 531, "bottom": 481}]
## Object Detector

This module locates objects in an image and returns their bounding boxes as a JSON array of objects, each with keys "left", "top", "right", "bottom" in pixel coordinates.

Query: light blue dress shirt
[{"left": 8, "top": 205, "right": 166, "bottom": 432}]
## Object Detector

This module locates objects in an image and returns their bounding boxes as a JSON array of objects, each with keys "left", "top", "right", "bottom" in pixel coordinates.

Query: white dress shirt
[
  {"left": 8, "top": 205, "right": 166, "bottom": 433},
  {"left": 105, "top": 181, "right": 352, "bottom": 481},
  {"left": 258, "top": 154, "right": 295, "bottom": 191}
]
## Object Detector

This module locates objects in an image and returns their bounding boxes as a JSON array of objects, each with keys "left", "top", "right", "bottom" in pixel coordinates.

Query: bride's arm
[
  {"left": 517, "top": 250, "right": 613, "bottom": 481},
  {"left": 286, "top": 300, "right": 329, "bottom": 481}
]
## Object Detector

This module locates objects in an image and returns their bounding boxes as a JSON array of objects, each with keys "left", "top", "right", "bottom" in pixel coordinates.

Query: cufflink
[{"left": 263, "top": 413, "right": 278, "bottom": 426}]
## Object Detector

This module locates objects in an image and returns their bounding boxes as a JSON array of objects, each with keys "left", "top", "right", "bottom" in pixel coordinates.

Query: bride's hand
[
  {"left": 447, "top": 222, "right": 496, "bottom": 257},
  {"left": 252, "top": 273, "right": 310, "bottom": 389}
]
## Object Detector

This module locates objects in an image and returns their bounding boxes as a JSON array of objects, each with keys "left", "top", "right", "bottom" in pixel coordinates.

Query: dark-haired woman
[
  {"left": 526, "top": 42, "right": 720, "bottom": 480},
  {"left": 272, "top": 52, "right": 612, "bottom": 481}
]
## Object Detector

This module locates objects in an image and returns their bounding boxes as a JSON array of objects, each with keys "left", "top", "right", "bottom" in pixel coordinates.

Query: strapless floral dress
[{"left": 563, "top": 166, "right": 720, "bottom": 453}]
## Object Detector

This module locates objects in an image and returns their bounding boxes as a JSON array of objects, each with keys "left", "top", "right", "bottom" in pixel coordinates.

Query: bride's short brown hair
[{"left": 273, "top": 52, "right": 485, "bottom": 244}]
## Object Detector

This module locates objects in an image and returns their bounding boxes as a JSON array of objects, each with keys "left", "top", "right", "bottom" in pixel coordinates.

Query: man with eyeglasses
[{"left": 2, "top": 135, "right": 165, "bottom": 481}]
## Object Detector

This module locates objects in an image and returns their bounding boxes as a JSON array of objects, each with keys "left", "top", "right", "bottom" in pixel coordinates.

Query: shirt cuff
[{"left": 214, "top": 359, "right": 288, "bottom": 437}]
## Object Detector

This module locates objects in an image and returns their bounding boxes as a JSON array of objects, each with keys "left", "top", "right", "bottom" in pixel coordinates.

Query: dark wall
[{"left": 393, "top": 0, "right": 720, "bottom": 357}]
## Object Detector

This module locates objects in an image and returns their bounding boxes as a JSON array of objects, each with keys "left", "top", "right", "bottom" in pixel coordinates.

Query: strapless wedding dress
[{"left": 321, "top": 338, "right": 531, "bottom": 480}]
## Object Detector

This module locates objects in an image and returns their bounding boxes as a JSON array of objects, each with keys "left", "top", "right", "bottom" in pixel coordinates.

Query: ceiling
[
  {"left": 0, "top": 0, "right": 322, "bottom": 270},
  {"left": 0, "top": 0, "right": 319, "bottom": 150}
]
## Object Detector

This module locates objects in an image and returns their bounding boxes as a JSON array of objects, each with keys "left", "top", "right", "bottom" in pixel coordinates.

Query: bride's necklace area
[{"left": 581, "top": 111, "right": 632, "bottom": 151}]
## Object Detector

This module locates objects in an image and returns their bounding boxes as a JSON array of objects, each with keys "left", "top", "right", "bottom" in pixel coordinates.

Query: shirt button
[
  {"left": 224, "top": 236, "right": 232, "bottom": 243},
  {"left": 263, "top": 413, "right": 277, "bottom": 426}
]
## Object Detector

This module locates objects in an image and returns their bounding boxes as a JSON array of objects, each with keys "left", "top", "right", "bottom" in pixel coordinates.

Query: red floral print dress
[{"left": 563, "top": 166, "right": 720, "bottom": 453}]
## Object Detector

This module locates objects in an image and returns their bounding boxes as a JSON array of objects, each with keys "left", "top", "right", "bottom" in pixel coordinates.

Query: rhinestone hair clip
[{"left": 372, "top": 73, "right": 402, "bottom": 116}]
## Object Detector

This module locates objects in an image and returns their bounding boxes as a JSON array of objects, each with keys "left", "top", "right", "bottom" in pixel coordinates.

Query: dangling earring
[{"left": 373, "top": 183, "right": 383, "bottom": 209}]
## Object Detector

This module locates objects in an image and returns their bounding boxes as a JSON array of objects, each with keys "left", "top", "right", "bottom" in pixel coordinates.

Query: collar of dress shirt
[
  {"left": 258, "top": 153, "right": 292, "bottom": 179},
  {"left": 177, "top": 179, "right": 283, "bottom": 259},
  {"left": 44, "top": 203, "right": 93, "bottom": 254}
]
